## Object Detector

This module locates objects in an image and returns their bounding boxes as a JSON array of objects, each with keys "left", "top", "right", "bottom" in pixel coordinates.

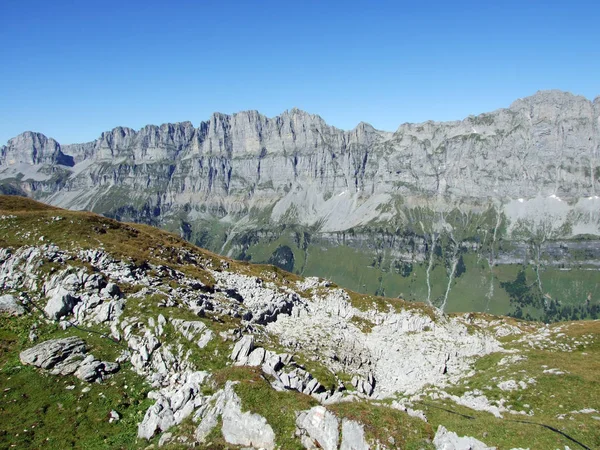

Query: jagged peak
[
  {"left": 393, "top": 89, "right": 596, "bottom": 134},
  {"left": 6, "top": 89, "right": 598, "bottom": 148},
  {"left": 5, "top": 131, "right": 55, "bottom": 146},
  {"left": 509, "top": 89, "right": 592, "bottom": 109},
  {"left": 99, "top": 126, "right": 136, "bottom": 140},
  {"left": 280, "top": 107, "right": 327, "bottom": 124},
  {"left": 354, "top": 121, "right": 375, "bottom": 130}
]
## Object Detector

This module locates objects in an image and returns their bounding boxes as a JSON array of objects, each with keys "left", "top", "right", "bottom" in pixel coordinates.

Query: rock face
[
  {"left": 1, "top": 90, "right": 598, "bottom": 229},
  {"left": 0, "top": 132, "right": 72, "bottom": 167}
]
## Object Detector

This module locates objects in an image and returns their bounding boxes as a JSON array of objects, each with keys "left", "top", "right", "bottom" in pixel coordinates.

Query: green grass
[
  {"left": 329, "top": 401, "right": 434, "bottom": 450},
  {"left": 0, "top": 315, "right": 152, "bottom": 450},
  {"left": 242, "top": 232, "right": 600, "bottom": 320},
  {"left": 421, "top": 320, "right": 600, "bottom": 449},
  {"left": 540, "top": 268, "right": 600, "bottom": 307},
  {"left": 213, "top": 366, "right": 317, "bottom": 450}
]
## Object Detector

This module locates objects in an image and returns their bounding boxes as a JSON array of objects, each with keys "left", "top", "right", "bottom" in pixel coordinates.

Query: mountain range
[{"left": 1, "top": 90, "right": 599, "bottom": 319}]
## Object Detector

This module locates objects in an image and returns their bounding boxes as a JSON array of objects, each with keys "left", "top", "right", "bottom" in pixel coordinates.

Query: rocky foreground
[{"left": 0, "top": 196, "right": 598, "bottom": 449}]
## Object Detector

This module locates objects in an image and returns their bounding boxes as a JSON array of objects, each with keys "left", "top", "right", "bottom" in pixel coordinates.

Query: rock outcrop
[
  {"left": 296, "top": 406, "right": 340, "bottom": 450},
  {"left": 296, "top": 407, "right": 372, "bottom": 450},
  {"left": 433, "top": 425, "right": 495, "bottom": 450},
  {"left": 194, "top": 381, "right": 276, "bottom": 449},
  {"left": 19, "top": 337, "right": 120, "bottom": 382},
  {"left": 0, "top": 294, "right": 24, "bottom": 316}
]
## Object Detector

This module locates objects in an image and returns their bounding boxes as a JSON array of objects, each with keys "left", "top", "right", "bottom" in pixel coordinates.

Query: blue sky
[{"left": 1, "top": 0, "right": 599, "bottom": 144}]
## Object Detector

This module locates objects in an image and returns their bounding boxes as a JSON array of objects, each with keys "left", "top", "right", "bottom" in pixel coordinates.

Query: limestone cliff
[{"left": 2, "top": 90, "right": 600, "bottom": 316}]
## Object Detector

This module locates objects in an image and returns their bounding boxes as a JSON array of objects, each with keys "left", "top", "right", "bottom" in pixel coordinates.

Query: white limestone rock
[
  {"left": 247, "top": 347, "right": 266, "bottom": 366},
  {"left": 231, "top": 334, "right": 255, "bottom": 365},
  {"left": 0, "top": 294, "right": 24, "bottom": 316},
  {"left": 433, "top": 425, "right": 495, "bottom": 450},
  {"left": 20, "top": 337, "right": 86, "bottom": 370},
  {"left": 44, "top": 286, "right": 79, "bottom": 320},
  {"left": 340, "top": 419, "right": 370, "bottom": 450},
  {"left": 296, "top": 406, "right": 339, "bottom": 450},
  {"left": 194, "top": 381, "right": 275, "bottom": 449},
  {"left": 19, "top": 337, "right": 119, "bottom": 382},
  {"left": 267, "top": 289, "right": 502, "bottom": 397},
  {"left": 221, "top": 386, "right": 276, "bottom": 449},
  {"left": 138, "top": 370, "right": 210, "bottom": 439}
]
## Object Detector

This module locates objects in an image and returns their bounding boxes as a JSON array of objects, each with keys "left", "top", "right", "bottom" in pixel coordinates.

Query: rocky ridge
[{"left": 1, "top": 91, "right": 599, "bottom": 228}]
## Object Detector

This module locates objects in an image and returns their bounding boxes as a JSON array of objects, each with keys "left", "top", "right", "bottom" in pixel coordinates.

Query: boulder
[
  {"left": 296, "top": 406, "right": 339, "bottom": 450},
  {"left": 433, "top": 425, "right": 495, "bottom": 450},
  {"left": 231, "top": 335, "right": 254, "bottom": 365},
  {"left": 340, "top": 419, "right": 370, "bottom": 450},
  {"left": 195, "top": 381, "right": 276, "bottom": 449},
  {"left": 221, "top": 385, "right": 276, "bottom": 449},
  {"left": 20, "top": 337, "right": 86, "bottom": 370},
  {"left": 101, "top": 282, "right": 121, "bottom": 298},
  {"left": 138, "top": 400, "right": 176, "bottom": 440},
  {"left": 74, "top": 355, "right": 120, "bottom": 382},
  {"left": 44, "top": 287, "right": 79, "bottom": 320},
  {"left": 247, "top": 347, "right": 266, "bottom": 366},
  {"left": 0, "top": 294, "right": 24, "bottom": 316},
  {"left": 20, "top": 337, "right": 119, "bottom": 382},
  {"left": 197, "top": 329, "right": 213, "bottom": 349}
]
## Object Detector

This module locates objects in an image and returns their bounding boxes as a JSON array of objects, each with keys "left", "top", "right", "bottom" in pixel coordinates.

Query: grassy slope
[
  {"left": 0, "top": 315, "right": 154, "bottom": 449},
  {"left": 421, "top": 319, "right": 600, "bottom": 449},
  {"left": 0, "top": 196, "right": 436, "bottom": 448}
]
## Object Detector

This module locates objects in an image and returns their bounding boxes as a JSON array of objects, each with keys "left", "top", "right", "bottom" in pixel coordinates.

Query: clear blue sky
[{"left": 1, "top": 0, "right": 599, "bottom": 145}]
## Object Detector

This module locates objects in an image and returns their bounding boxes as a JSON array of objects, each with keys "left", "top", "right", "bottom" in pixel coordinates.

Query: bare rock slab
[
  {"left": 0, "top": 294, "right": 25, "bottom": 316},
  {"left": 434, "top": 425, "right": 496, "bottom": 450},
  {"left": 20, "top": 337, "right": 119, "bottom": 382},
  {"left": 296, "top": 406, "right": 339, "bottom": 450}
]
